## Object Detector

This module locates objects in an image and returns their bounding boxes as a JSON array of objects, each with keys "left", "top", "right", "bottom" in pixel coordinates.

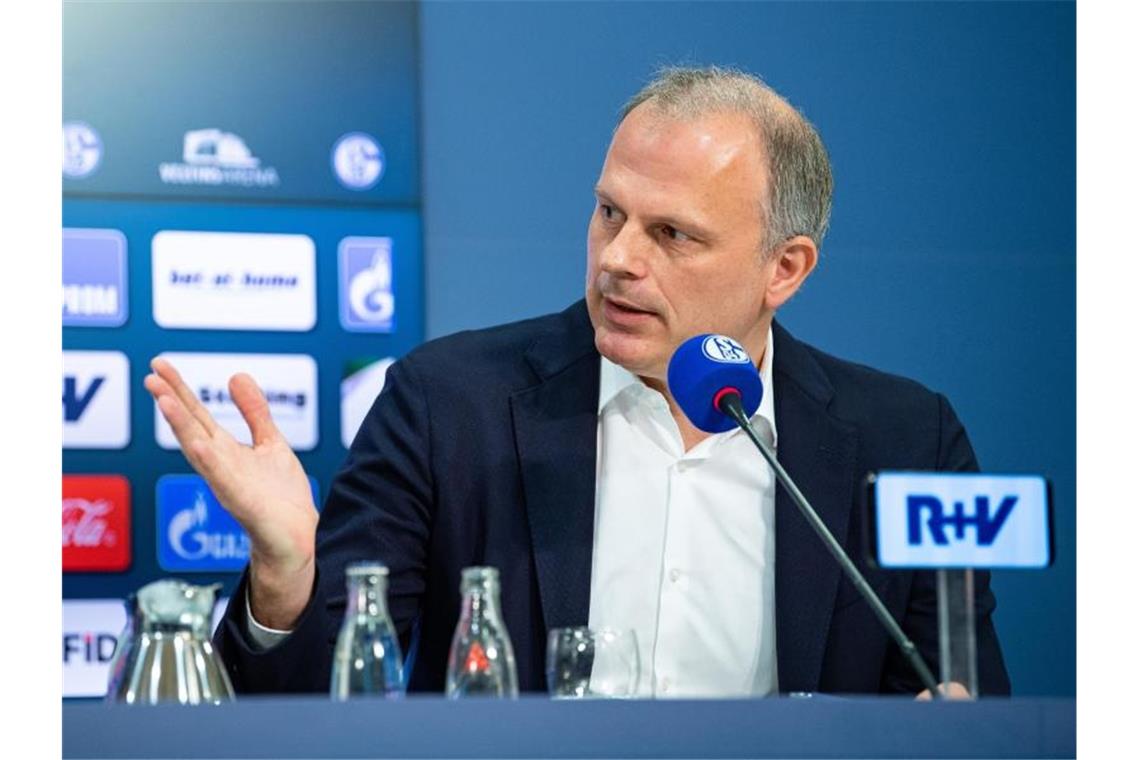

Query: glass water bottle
[
  {"left": 445, "top": 566, "right": 519, "bottom": 698},
  {"left": 330, "top": 562, "right": 404, "bottom": 700}
]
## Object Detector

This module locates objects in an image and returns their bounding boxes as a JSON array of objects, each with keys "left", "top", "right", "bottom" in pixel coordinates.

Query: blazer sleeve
[
  {"left": 213, "top": 355, "right": 435, "bottom": 693},
  {"left": 879, "top": 393, "right": 1013, "bottom": 696}
]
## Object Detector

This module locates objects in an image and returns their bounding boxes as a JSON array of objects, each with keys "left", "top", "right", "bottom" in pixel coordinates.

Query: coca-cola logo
[
  {"left": 62, "top": 497, "right": 117, "bottom": 548},
  {"left": 62, "top": 475, "right": 131, "bottom": 572}
]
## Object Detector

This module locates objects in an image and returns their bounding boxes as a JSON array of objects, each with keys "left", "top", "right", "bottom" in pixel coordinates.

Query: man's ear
[{"left": 764, "top": 235, "right": 818, "bottom": 311}]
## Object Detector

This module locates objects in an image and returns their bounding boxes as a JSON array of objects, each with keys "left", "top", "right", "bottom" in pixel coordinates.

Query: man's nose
[{"left": 599, "top": 224, "right": 650, "bottom": 279}]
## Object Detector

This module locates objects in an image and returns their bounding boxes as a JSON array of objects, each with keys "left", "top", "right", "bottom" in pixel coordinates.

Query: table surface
[{"left": 63, "top": 695, "right": 1075, "bottom": 759}]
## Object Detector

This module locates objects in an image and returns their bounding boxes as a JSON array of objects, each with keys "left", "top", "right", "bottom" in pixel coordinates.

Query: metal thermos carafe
[{"left": 105, "top": 579, "right": 235, "bottom": 705}]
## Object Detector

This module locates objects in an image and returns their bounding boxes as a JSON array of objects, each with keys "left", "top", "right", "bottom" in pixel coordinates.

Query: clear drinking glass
[
  {"left": 546, "top": 627, "right": 640, "bottom": 698},
  {"left": 329, "top": 563, "right": 404, "bottom": 700},
  {"left": 445, "top": 566, "right": 519, "bottom": 698}
]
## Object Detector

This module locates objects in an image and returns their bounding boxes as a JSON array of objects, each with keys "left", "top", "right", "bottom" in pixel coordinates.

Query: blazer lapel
[
  {"left": 772, "top": 321, "right": 859, "bottom": 693},
  {"left": 510, "top": 301, "right": 600, "bottom": 634}
]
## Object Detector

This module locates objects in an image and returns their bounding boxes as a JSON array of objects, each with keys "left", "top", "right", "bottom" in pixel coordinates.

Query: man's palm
[{"left": 144, "top": 358, "right": 318, "bottom": 576}]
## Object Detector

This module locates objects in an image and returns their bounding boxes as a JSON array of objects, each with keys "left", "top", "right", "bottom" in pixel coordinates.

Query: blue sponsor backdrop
[
  {"left": 62, "top": 2, "right": 424, "bottom": 604},
  {"left": 64, "top": 1, "right": 1075, "bottom": 696}
]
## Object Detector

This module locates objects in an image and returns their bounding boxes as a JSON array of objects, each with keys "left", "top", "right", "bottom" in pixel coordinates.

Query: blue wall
[{"left": 419, "top": 1, "right": 1075, "bottom": 696}]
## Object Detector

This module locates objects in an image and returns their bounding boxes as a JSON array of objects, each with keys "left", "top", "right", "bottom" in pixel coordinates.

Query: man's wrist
[{"left": 248, "top": 554, "right": 316, "bottom": 631}]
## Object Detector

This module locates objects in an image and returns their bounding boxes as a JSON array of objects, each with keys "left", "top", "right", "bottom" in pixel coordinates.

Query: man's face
[{"left": 585, "top": 105, "right": 778, "bottom": 381}]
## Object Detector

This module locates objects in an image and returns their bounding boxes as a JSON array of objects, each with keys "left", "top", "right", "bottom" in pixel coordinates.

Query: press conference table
[{"left": 63, "top": 695, "right": 1074, "bottom": 758}]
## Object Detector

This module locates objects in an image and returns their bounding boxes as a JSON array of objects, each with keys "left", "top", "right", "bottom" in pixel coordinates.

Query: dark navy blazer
[{"left": 216, "top": 300, "right": 1011, "bottom": 696}]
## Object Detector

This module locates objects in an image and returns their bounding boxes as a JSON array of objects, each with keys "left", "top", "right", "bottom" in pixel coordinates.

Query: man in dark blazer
[{"left": 146, "top": 66, "right": 1010, "bottom": 697}]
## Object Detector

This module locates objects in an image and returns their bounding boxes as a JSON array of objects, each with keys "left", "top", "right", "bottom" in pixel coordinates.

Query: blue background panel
[
  {"left": 418, "top": 1, "right": 1074, "bottom": 696},
  {"left": 63, "top": 0, "right": 421, "bottom": 204}
]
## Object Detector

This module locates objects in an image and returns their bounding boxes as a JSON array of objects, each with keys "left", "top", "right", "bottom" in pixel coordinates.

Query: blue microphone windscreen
[{"left": 667, "top": 334, "right": 763, "bottom": 433}]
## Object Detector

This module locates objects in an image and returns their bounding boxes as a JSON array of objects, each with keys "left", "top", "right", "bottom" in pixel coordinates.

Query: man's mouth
[{"left": 602, "top": 296, "right": 657, "bottom": 325}]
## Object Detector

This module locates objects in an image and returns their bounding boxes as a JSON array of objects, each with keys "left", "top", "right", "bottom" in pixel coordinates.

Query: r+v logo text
[{"left": 907, "top": 494, "right": 1017, "bottom": 546}]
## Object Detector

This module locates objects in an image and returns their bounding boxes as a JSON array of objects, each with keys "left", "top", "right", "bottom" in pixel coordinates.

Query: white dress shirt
[
  {"left": 249, "top": 331, "right": 780, "bottom": 699},
  {"left": 587, "top": 328, "right": 778, "bottom": 698}
]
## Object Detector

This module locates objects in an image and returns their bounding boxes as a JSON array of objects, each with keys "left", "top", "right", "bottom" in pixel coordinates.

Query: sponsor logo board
[
  {"left": 340, "top": 357, "right": 396, "bottom": 448},
  {"left": 63, "top": 475, "right": 131, "bottom": 572},
  {"left": 63, "top": 351, "right": 130, "bottom": 449},
  {"left": 156, "top": 474, "right": 318, "bottom": 572},
  {"left": 339, "top": 237, "right": 395, "bottom": 332},
  {"left": 154, "top": 352, "right": 318, "bottom": 451},
  {"left": 152, "top": 230, "right": 316, "bottom": 331},
  {"left": 63, "top": 228, "right": 128, "bottom": 327}
]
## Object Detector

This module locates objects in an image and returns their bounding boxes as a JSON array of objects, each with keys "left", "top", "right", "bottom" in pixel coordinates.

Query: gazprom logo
[
  {"left": 701, "top": 335, "right": 750, "bottom": 364},
  {"left": 872, "top": 472, "right": 1052, "bottom": 569},
  {"left": 156, "top": 475, "right": 318, "bottom": 572}
]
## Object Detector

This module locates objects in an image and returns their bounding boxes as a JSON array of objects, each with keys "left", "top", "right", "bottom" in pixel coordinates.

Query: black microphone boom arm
[{"left": 718, "top": 392, "right": 943, "bottom": 699}]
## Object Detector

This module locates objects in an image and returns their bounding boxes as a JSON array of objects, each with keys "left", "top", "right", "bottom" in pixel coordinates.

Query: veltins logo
[
  {"left": 158, "top": 128, "right": 280, "bottom": 188},
  {"left": 339, "top": 237, "right": 395, "bottom": 332},
  {"left": 63, "top": 597, "right": 231, "bottom": 697},
  {"left": 63, "top": 351, "right": 130, "bottom": 449},
  {"left": 701, "top": 335, "right": 750, "bottom": 364},
  {"left": 63, "top": 122, "right": 103, "bottom": 179},
  {"left": 151, "top": 230, "right": 316, "bottom": 331},
  {"left": 340, "top": 357, "right": 396, "bottom": 448},
  {"left": 63, "top": 228, "right": 128, "bottom": 327},
  {"left": 331, "top": 132, "right": 385, "bottom": 190},
  {"left": 873, "top": 472, "right": 1052, "bottom": 569},
  {"left": 157, "top": 475, "right": 319, "bottom": 572},
  {"left": 63, "top": 475, "right": 131, "bottom": 573},
  {"left": 153, "top": 352, "right": 318, "bottom": 451}
]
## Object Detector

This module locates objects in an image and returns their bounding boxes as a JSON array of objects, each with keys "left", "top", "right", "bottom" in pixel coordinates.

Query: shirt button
[
  {"left": 669, "top": 568, "right": 681, "bottom": 583},
  {"left": 660, "top": 677, "right": 671, "bottom": 693}
]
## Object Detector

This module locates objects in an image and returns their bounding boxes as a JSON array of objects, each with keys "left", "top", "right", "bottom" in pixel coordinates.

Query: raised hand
[{"left": 144, "top": 357, "right": 318, "bottom": 629}]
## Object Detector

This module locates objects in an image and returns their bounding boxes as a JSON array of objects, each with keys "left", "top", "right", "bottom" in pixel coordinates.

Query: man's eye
[
  {"left": 600, "top": 204, "right": 616, "bottom": 220},
  {"left": 661, "top": 225, "right": 690, "bottom": 242}
]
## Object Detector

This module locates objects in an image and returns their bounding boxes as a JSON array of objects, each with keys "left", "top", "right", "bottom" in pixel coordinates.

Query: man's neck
[{"left": 639, "top": 374, "right": 718, "bottom": 453}]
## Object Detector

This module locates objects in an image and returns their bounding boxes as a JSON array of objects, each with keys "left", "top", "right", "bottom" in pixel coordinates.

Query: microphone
[{"left": 666, "top": 334, "right": 943, "bottom": 699}]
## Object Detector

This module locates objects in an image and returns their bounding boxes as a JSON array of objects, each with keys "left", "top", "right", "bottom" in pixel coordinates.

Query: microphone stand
[{"left": 718, "top": 392, "right": 944, "bottom": 699}]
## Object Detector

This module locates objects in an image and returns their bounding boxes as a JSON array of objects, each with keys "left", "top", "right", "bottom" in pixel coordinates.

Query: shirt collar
[{"left": 598, "top": 328, "right": 778, "bottom": 446}]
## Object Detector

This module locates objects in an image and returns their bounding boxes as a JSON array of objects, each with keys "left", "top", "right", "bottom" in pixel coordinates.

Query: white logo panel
[
  {"left": 874, "top": 472, "right": 1051, "bottom": 569},
  {"left": 63, "top": 351, "right": 130, "bottom": 449},
  {"left": 152, "top": 231, "right": 316, "bottom": 331},
  {"left": 154, "top": 352, "right": 318, "bottom": 451},
  {"left": 340, "top": 358, "right": 396, "bottom": 448},
  {"left": 63, "top": 599, "right": 125, "bottom": 697}
]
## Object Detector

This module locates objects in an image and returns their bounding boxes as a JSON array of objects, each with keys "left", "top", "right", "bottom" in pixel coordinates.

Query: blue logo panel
[
  {"left": 871, "top": 472, "right": 1052, "bottom": 569},
  {"left": 63, "top": 228, "right": 127, "bottom": 327},
  {"left": 339, "top": 236, "right": 396, "bottom": 332},
  {"left": 156, "top": 474, "right": 319, "bottom": 572}
]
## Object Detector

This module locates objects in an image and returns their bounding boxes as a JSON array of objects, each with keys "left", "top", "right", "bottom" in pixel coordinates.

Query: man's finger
[
  {"left": 150, "top": 357, "right": 221, "bottom": 436},
  {"left": 229, "top": 373, "right": 280, "bottom": 447},
  {"left": 155, "top": 393, "right": 214, "bottom": 468}
]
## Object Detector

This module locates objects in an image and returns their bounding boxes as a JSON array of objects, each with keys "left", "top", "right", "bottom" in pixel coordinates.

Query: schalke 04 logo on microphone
[{"left": 701, "top": 335, "right": 750, "bottom": 364}]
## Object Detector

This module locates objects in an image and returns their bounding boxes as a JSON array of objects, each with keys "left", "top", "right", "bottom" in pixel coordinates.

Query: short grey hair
[{"left": 620, "top": 66, "right": 833, "bottom": 254}]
